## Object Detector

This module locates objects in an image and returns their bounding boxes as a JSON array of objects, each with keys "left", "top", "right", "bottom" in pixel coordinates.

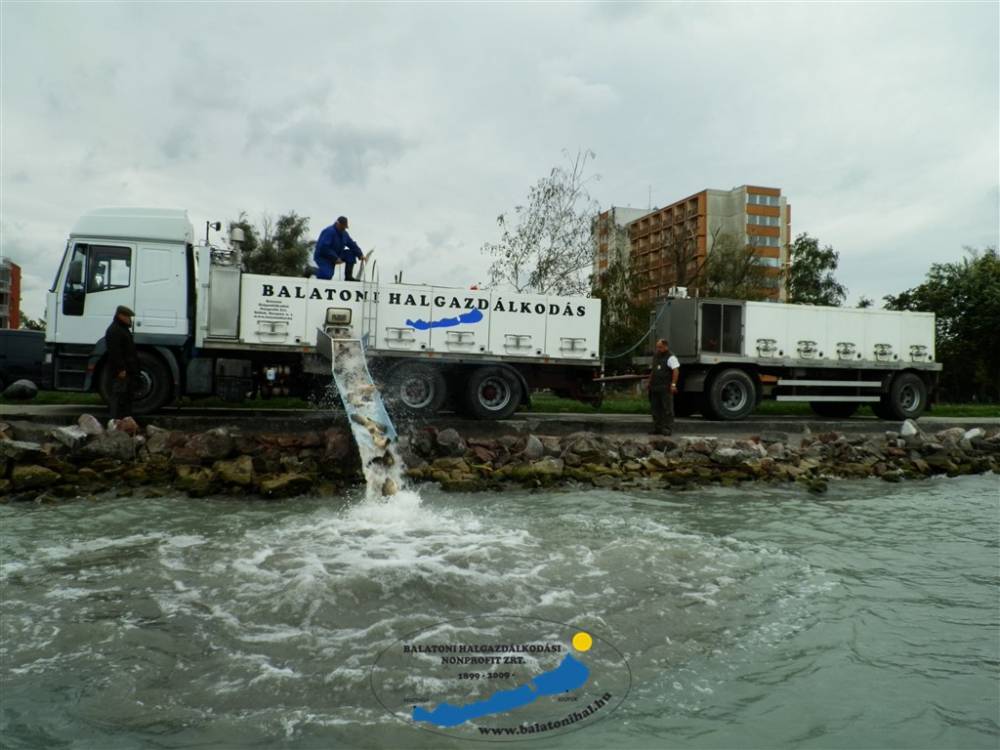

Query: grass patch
[{"left": 3, "top": 390, "right": 998, "bottom": 419}]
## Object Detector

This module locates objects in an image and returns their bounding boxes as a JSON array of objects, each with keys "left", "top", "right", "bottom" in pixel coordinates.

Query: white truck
[
  {"left": 650, "top": 295, "right": 942, "bottom": 420},
  {"left": 43, "top": 207, "right": 602, "bottom": 418}
]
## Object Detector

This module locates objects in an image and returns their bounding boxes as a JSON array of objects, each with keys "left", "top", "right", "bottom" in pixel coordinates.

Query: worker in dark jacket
[
  {"left": 648, "top": 338, "right": 680, "bottom": 435},
  {"left": 314, "top": 216, "right": 370, "bottom": 281},
  {"left": 105, "top": 305, "right": 139, "bottom": 419}
]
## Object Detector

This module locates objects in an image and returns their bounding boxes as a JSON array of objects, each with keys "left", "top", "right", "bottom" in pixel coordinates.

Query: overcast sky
[{"left": 2, "top": 1, "right": 997, "bottom": 322}]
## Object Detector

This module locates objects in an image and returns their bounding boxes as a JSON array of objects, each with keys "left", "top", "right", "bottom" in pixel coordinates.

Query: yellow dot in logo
[{"left": 572, "top": 631, "right": 593, "bottom": 652}]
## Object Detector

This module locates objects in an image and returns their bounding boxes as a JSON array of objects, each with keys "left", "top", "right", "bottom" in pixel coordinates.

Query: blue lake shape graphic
[
  {"left": 405, "top": 308, "right": 483, "bottom": 331},
  {"left": 411, "top": 653, "right": 590, "bottom": 728}
]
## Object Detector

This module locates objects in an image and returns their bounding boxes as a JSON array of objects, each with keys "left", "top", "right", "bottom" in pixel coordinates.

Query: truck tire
[
  {"left": 704, "top": 369, "right": 757, "bottom": 421},
  {"left": 385, "top": 363, "right": 447, "bottom": 416},
  {"left": 464, "top": 365, "right": 523, "bottom": 420},
  {"left": 809, "top": 402, "right": 860, "bottom": 418},
  {"left": 886, "top": 372, "right": 928, "bottom": 420},
  {"left": 98, "top": 350, "right": 173, "bottom": 414}
]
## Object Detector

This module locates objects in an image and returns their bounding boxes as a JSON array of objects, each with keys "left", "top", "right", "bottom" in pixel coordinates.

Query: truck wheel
[
  {"left": 385, "top": 363, "right": 446, "bottom": 416},
  {"left": 705, "top": 369, "right": 757, "bottom": 421},
  {"left": 99, "top": 351, "right": 173, "bottom": 414},
  {"left": 886, "top": 372, "right": 928, "bottom": 420},
  {"left": 464, "top": 366, "right": 523, "bottom": 420},
  {"left": 809, "top": 402, "right": 860, "bottom": 418}
]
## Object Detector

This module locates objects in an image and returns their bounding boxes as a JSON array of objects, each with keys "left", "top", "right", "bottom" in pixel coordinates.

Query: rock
[
  {"left": 522, "top": 435, "right": 544, "bottom": 461},
  {"left": 214, "top": 455, "right": 254, "bottom": 486},
  {"left": 7, "top": 421, "right": 50, "bottom": 443},
  {"left": 619, "top": 440, "right": 650, "bottom": 460},
  {"left": 686, "top": 438, "right": 717, "bottom": 456},
  {"left": 113, "top": 416, "right": 140, "bottom": 436},
  {"left": 563, "top": 433, "right": 605, "bottom": 461},
  {"left": 924, "top": 453, "right": 958, "bottom": 474},
  {"left": 259, "top": 472, "right": 313, "bottom": 498},
  {"left": 530, "top": 457, "right": 564, "bottom": 477},
  {"left": 2, "top": 379, "right": 38, "bottom": 401},
  {"left": 77, "top": 414, "right": 105, "bottom": 436},
  {"left": 644, "top": 451, "right": 672, "bottom": 470},
  {"left": 0, "top": 439, "right": 45, "bottom": 462},
  {"left": 436, "top": 428, "right": 467, "bottom": 457},
  {"left": 899, "top": 419, "right": 920, "bottom": 437},
  {"left": 187, "top": 428, "right": 234, "bottom": 462},
  {"left": 648, "top": 435, "right": 679, "bottom": 453},
  {"left": 50, "top": 425, "right": 88, "bottom": 451},
  {"left": 963, "top": 427, "right": 986, "bottom": 442},
  {"left": 410, "top": 428, "right": 437, "bottom": 458},
  {"left": 934, "top": 427, "right": 966, "bottom": 444},
  {"left": 759, "top": 431, "right": 790, "bottom": 445},
  {"left": 540, "top": 436, "right": 562, "bottom": 457},
  {"left": 12, "top": 464, "right": 60, "bottom": 490},
  {"left": 175, "top": 466, "right": 216, "bottom": 497},
  {"left": 431, "top": 457, "right": 470, "bottom": 474},
  {"left": 468, "top": 445, "right": 496, "bottom": 464},
  {"left": 81, "top": 430, "right": 135, "bottom": 461},
  {"left": 711, "top": 447, "right": 752, "bottom": 466},
  {"left": 145, "top": 428, "right": 174, "bottom": 456},
  {"left": 323, "top": 429, "right": 352, "bottom": 462}
]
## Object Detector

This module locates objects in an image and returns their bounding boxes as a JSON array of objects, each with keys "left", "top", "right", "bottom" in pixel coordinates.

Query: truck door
[
  {"left": 54, "top": 240, "right": 137, "bottom": 345},
  {"left": 134, "top": 243, "right": 187, "bottom": 339}
]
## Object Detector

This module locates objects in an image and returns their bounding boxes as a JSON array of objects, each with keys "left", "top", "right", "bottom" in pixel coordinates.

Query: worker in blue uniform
[{"left": 314, "top": 216, "right": 369, "bottom": 281}]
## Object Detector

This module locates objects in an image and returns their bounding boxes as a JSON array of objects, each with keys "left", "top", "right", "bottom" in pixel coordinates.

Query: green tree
[
  {"left": 593, "top": 238, "right": 652, "bottom": 363},
  {"left": 230, "top": 211, "right": 312, "bottom": 277},
  {"left": 786, "top": 233, "right": 847, "bottom": 306},
  {"left": 483, "top": 149, "right": 600, "bottom": 296},
  {"left": 856, "top": 295, "right": 874, "bottom": 308},
  {"left": 701, "top": 232, "right": 773, "bottom": 301},
  {"left": 20, "top": 313, "right": 45, "bottom": 331},
  {"left": 884, "top": 247, "right": 1000, "bottom": 402}
]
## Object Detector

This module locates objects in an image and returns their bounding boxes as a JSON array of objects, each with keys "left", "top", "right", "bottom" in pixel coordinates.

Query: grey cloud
[
  {"left": 160, "top": 125, "right": 200, "bottom": 162},
  {"left": 250, "top": 116, "right": 410, "bottom": 186}
]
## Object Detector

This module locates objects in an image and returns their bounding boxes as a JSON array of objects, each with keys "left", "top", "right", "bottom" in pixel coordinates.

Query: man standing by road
[
  {"left": 314, "top": 216, "right": 371, "bottom": 281},
  {"left": 648, "top": 338, "right": 680, "bottom": 436},
  {"left": 104, "top": 305, "right": 139, "bottom": 419}
]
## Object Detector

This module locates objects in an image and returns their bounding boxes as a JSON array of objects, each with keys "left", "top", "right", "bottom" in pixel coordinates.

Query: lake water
[{"left": 2, "top": 475, "right": 998, "bottom": 749}]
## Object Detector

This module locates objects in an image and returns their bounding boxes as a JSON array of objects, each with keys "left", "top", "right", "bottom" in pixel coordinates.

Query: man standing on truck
[
  {"left": 648, "top": 338, "right": 680, "bottom": 435},
  {"left": 104, "top": 305, "right": 139, "bottom": 419},
  {"left": 314, "top": 216, "right": 370, "bottom": 282}
]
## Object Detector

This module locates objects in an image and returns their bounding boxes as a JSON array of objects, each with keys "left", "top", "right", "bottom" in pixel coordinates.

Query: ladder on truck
[
  {"left": 360, "top": 259, "right": 379, "bottom": 347},
  {"left": 315, "top": 327, "right": 398, "bottom": 453}
]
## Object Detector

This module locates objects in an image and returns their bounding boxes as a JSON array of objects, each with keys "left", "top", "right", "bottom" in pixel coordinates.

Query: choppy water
[{"left": 2, "top": 476, "right": 998, "bottom": 749}]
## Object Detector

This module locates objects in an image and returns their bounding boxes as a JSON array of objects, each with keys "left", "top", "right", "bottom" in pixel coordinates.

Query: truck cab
[{"left": 45, "top": 207, "right": 194, "bottom": 408}]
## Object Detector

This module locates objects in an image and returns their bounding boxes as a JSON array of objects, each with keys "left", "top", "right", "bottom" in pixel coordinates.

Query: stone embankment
[{"left": 1, "top": 415, "right": 997, "bottom": 502}]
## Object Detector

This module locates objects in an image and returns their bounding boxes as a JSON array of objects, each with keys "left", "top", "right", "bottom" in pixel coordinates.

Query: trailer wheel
[
  {"left": 705, "top": 369, "right": 757, "bottom": 421},
  {"left": 385, "top": 363, "right": 446, "bottom": 416},
  {"left": 464, "top": 366, "right": 523, "bottom": 420},
  {"left": 809, "top": 402, "right": 860, "bottom": 419},
  {"left": 886, "top": 372, "right": 928, "bottom": 420},
  {"left": 98, "top": 350, "right": 173, "bottom": 414}
]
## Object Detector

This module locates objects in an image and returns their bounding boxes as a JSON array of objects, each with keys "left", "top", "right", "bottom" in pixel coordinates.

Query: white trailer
[
  {"left": 652, "top": 296, "right": 942, "bottom": 420},
  {"left": 44, "top": 207, "right": 602, "bottom": 418}
]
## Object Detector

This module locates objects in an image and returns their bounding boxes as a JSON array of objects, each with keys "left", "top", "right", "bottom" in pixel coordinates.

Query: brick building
[
  {"left": 595, "top": 185, "right": 791, "bottom": 304},
  {"left": 0, "top": 257, "right": 21, "bottom": 329}
]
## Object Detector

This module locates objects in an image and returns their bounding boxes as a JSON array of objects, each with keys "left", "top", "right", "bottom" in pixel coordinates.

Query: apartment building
[
  {"left": 0, "top": 257, "right": 21, "bottom": 329},
  {"left": 597, "top": 185, "right": 791, "bottom": 304},
  {"left": 592, "top": 206, "right": 650, "bottom": 283}
]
